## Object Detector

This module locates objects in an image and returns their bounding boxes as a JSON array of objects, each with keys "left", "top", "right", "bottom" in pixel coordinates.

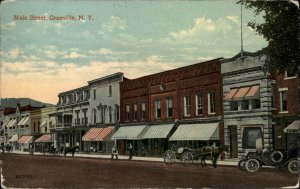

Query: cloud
[
  {"left": 5, "top": 48, "right": 23, "bottom": 59},
  {"left": 64, "top": 52, "right": 87, "bottom": 59},
  {"left": 226, "top": 16, "right": 239, "bottom": 24},
  {"left": 169, "top": 18, "right": 215, "bottom": 40},
  {"left": 43, "top": 45, "right": 65, "bottom": 59},
  {"left": 2, "top": 21, "right": 16, "bottom": 29},
  {"left": 101, "top": 16, "right": 127, "bottom": 32}
]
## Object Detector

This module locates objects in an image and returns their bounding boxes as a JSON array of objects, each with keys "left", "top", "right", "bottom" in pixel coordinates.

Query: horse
[
  {"left": 3, "top": 144, "right": 12, "bottom": 153},
  {"left": 48, "top": 145, "right": 57, "bottom": 156},
  {"left": 197, "top": 145, "right": 228, "bottom": 168},
  {"left": 64, "top": 146, "right": 79, "bottom": 157}
]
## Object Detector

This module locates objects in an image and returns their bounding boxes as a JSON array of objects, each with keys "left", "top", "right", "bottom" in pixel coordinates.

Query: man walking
[
  {"left": 111, "top": 145, "right": 118, "bottom": 160},
  {"left": 128, "top": 143, "right": 133, "bottom": 160}
]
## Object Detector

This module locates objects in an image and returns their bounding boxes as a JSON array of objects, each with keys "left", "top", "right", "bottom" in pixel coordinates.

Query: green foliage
[{"left": 242, "top": 0, "right": 299, "bottom": 74}]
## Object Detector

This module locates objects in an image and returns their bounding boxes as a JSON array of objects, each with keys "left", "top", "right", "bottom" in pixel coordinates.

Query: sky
[{"left": 0, "top": 0, "right": 267, "bottom": 105}]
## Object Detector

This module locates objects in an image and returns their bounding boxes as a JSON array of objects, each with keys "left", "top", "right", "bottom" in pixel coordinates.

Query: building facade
[
  {"left": 114, "top": 58, "right": 223, "bottom": 155},
  {"left": 222, "top": 51, "right": 275, "bottom": 158},
  {"left": 54, "top": 72, "right": 124, "bottom": 152}
]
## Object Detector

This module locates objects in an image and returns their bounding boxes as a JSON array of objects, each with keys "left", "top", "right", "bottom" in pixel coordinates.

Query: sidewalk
[{"left": 10, "top": 150, "right": 239, "bottom": 166}]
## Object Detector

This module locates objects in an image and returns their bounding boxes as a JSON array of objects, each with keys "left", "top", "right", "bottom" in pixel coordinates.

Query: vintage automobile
[{"left": 238, "top": 147, "right": 299, "bottom": 174}]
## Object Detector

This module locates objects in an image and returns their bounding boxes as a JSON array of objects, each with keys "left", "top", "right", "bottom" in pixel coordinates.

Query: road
[{"left": 0, "top": 154, "right": 298, "bottom": 188}]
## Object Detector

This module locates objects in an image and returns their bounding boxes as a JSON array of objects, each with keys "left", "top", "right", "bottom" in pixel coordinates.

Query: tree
[{"left": 241, "top": 0, "right": 300, "bottom": 74}]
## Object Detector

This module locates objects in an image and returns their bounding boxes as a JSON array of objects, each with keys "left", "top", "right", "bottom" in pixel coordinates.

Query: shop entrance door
[{"left": 229, "top": 125, "right": 238, "bottom": 158}]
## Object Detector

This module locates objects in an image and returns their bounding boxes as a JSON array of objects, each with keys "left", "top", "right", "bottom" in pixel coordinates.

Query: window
[
  {"left": 133, "top": 104, "right": 138, "bottom": 120},
  {"left": 184, "top": 96, "right": 191, "bottom": 116},
  {"left": 252, "top": 99, "right": 261, "bottom": 109},
  {"left": 45, "top": 127, "right": 47, "bottom": 132},
  {"left": 241, "top": 100, "right": 249, "bottom": 110},
  {"left": 109, "top": 85, "right": 112, "bottom": 97},
  {"left": 208, "top": 92, "right": 216, "bottom": 114},
  {"left": 93, "top": 89, "right": 96, "bottom": 100},
  {"left": 280, "top": 90, "right": 288, "bottom": 112},
  {"left": 141, "top": 102, "right": 146, "bottom": 120},
  {"left": 166, "top": 98, "right": 173, "bottom": 118},
  {"left": 93, "top": 109, "right": 97, "bottom": 124},
  {"left": 115, "top": 104, "right": 120, "bottom": 122},
  {"left": 196, "top": 93, "right": 203, "bottom": 115},
  {"left": 242, "top": 127, "right": 263, "bottom": 149},
  {"left": 155, "top": 100, "right": 161, "bottom": 119},
  {"left": 230, "top": 101, "right": 238, "bottom": 111},
  {"left": 271, "top": 84, "right": 276, "bottom": 108},
  {"left": 109, "top": 107, "right": 113, "bottom": 123},
  {"left": 284, "top": 70, "right": 296, "bottom": 79},
  {"left": 125, "top": 105, "right": 130, "bottom": 121}
]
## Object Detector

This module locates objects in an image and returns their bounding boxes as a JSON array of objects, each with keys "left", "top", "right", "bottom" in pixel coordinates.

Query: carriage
[
  {"left": 164, "top": 145, "right": 228, "bottom": 167},
  {"left": 238, "top": 147, "right": 299, "bottom": 174}
]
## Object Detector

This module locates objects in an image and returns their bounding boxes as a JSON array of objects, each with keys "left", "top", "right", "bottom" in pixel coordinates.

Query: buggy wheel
[
  {"left": 245, "top": 159, "right": 260, "bottom": 173},
  {"left": 164, "top": 150, "right": 175, "bottom": 166},
  {"left": 181, "top": 151, "right": 193, "bottom": 166},
  {"left": 238, "top": 159, "right": 246, "bottom": 171},
  {"left": 287, "top": 159, "right": 299, "bottom": 174}
]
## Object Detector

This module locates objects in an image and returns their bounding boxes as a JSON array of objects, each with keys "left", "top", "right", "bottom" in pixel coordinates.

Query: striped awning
[
  {"left": 111, "top": 125, "right": 148, "bottom": 140},
  {"left": 21, "top": 117, "right": 30, "bottom": 125},
  {"left": 233, "top": 87, "right": 250, "bottom": 99},
  {"left": 245, "top": 85, "right": 260, "bottom": 99},
  {"left": 7, "top": 134, "right": 18, "bottom": 142},
  {"left": 169, "top": 122, "right": 219, "bottom": 141},
  {"left": 82, "top": 127, "right": 114, "bottom": 141},
  {"left": 82, "top": 128, "right": 104, "bottom": 141},
  {"left": 2, "top": 121, "right": 9, "bottom": 128},
  {"left": 142, "top": 124, "right": 174, "bottom": 139},
  {"left": 18, "top": 117, "right": 26, "bottom": 126},
  {"left": 284, "top": 120, "right": 300, "bottom": 134},
  {"left": 40, "top": 120, "right": 47, "bottom": 128},
  {"left": 8, "top": 120, "right": 16, "bottom": 128},
  {"left": 224, "top": 88, "right": 238, "bottom": 100},
  {"left": 35, "top": 134, "right": 52, "bottom": 143},
  {"left": 18, "top": 135, "right": 33, "bottom": 144}
]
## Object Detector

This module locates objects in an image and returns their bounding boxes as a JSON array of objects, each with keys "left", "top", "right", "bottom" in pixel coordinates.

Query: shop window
[
  {"left": 155, "top": 100, "right": 161, "bottom": 119},
  {"left": 166, "top": 98, "right": 173, "bottom": 118},
  {"left": 196, "top": 93, "right": 203, "bottom": 115},
  {"left": 184, "top": 96, "right": 191, "bottom": 117},
  {"left": 242, "top": 127, "right": 263, "bottom": 149}
]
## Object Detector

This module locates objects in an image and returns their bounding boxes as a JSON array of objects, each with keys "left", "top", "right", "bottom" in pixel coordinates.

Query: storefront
[{"left": 17, "top": 135, "right": 33, "bottom": 151}]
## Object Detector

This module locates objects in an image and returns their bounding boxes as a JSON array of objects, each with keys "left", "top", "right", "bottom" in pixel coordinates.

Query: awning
[
  {"left": 169, "top": 122, "right": 219, "bottom": 141},
  {"left": 21, "top": 117, "right": 30, "bottom": 125},
  {"left": 82, "top": 128, "right": 104, "bottom": 141},
  {"left": 7, "top": 134, "right": 18, "bottom": 142},
  {"left": 2, "top": 121, "right": 9, "bottom": 128},
  {"left": 245, "top": 85, "right": 260, "bottom": 99},
  {"left": 283, "top": 120, "right": 300, "bottom": 134},
  {"left": 18, "top": 135, "right": 33, "bottom": 144},
  {"left": 224, "top": 88, "right": 239, "bottom": 100},
  {"left": 40, "top": 120, "right": 47, "bottom": 128},
  {"left": 35, "top": 134, "right": 52, "bottom": 143},
  {"left": 94, "top": 127, "right": 114, "bottom": 141},
  {"left": 233, "top": 87, "right": 250, "bottom": 100},
  {"left": 142, "top": 124, "right": 174, "bottom": 139},
  {"left": 111, "top": 125, "right": 148, "bottom": 140},
  {"left": 18, "top": 117, "right": 26, "bottom": 126},
  {"left": 8, "top": 120, "right": 16, "bottom": 128}
]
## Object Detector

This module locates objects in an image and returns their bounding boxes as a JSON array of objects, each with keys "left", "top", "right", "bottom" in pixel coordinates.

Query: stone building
[
  {"left": 222, "top": 50, "right": 275, "bottom": 158},
  {"left": 113, "top": 58, "right": 223, "bottom": 155}
]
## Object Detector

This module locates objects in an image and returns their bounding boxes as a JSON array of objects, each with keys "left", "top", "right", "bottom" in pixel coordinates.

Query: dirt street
[{"left": 0, "top": 154, "right": 298, "bottom": 188}]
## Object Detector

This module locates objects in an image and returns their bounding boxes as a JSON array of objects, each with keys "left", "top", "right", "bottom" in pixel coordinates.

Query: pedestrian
[
  {"left": 60, "top": 144, "right": 64, "bottom": 154},
  {"left": 111, "top": 145, "right": 118, "bottom": 160},
  {"left": 128, "top": 142, "right": 133, "bottom": 160}
]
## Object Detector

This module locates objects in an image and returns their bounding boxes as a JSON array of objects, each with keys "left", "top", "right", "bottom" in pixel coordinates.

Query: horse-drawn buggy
[
  {"left": 238, "top": 147, "right": 299, "bottom": 174},
  {"left": 164, "top": 145, "right": 228, "bottom": 167}
]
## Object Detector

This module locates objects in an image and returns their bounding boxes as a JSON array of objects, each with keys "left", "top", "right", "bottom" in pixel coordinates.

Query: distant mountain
[{"left": 0, "top": 98, "right": 53, "bottom": 108}]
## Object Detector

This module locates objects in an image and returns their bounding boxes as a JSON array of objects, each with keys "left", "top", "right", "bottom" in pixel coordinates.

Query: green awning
[
  {"left": 111, "top": 125, "right": 147, "bottom": 140},
  {"left": 142, "top": 124, "right": 174, "bottom": 139}
]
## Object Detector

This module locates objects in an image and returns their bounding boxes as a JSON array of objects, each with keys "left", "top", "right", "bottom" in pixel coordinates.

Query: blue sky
[{"left": 0, "top": 0, "right": 267, "bottom": 104}]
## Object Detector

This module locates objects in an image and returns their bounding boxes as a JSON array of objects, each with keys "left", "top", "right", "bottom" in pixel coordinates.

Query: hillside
[{"left": 0, "top": 98, "right": 53, "bottom": 108}]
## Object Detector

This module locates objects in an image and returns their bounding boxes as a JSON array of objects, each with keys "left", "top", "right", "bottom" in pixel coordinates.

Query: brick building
[
  {"left": 113, "top": 58, "right": 223, "bottom": 155},
  {"left": 274, "top": 69, "right": 300, "bottom": 150}
]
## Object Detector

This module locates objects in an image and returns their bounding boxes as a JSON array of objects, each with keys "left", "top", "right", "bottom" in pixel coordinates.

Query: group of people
[{"left": 111, "top": 142, "right": 133, "bottom": 160}]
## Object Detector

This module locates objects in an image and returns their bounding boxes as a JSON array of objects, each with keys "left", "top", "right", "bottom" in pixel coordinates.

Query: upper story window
[
  {"left": 284, "top": 70, "right": 297, "bottom": 79},
  {"left": 208, "top": 92, "right": 216, "bottom": 114},
  {"left": 115, "top": 104, "right": 120, "bottom": 122},
  {"left": 93, "top": 89, "right": 96, "bottom": 100},
  {"left": 93, "top": 109, "right": 97, "bottom": 124},
  {"left": 196, "top": 93, "right": 203, "bottom": 115},
  {"left": 271, "top": 84, "right": 276, "bottom": 108},
  {"left": 241, "top": 100, "right": 249, "bottom": 110},
  {"left": 230, "top": 101, "right": 238, "bottom": 111},
  {"left": 166, "top": 98, "right": 173, "bottom": 118},
  {"left": 155, "top": 100, "right": 161, "bottom": 119},
  {"left": 141, "top": 102, "right": 146, "bottom": 121},
  {"left": 252, "top": 99, "right": 261, "bottom": 109},
  {"left": 109, "top": 85, "right": 112, "bottom": 97},
  {"left": 133, "top": 104, "right": 138, "bottom": 120},
  {"left": 184, "top": 96, "right": 191, "bottom": 117},
  {"left": 125, "top": 105, "right": 130, "bottom": 121},
  {"left": 109, "top": 107, "right": 113, "bottom": 123},
  {"left": 279, "top": 89, "right": 288, "bottom": 112}
]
